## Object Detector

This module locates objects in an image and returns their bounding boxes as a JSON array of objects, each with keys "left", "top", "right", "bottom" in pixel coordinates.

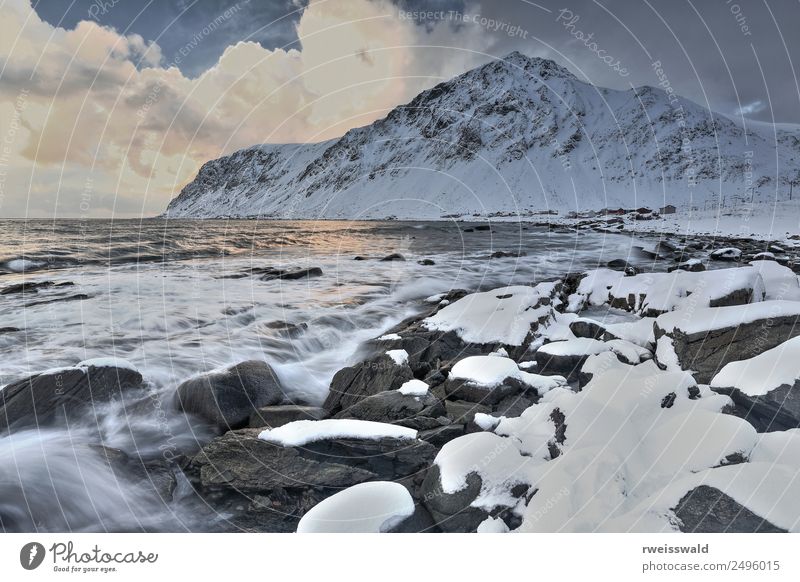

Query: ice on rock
[
  {"left": 259, "top": 419, "right": 417, "bottom": 447},
  {"left": 423, "top": 283, "right": 555, "bottom": 345},
  {"left": 296, "top": 481, "right": 415, "bottom": 533}
]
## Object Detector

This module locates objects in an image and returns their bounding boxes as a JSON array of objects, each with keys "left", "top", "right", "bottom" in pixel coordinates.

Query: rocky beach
[{"left": 2, "top": 220, "right": 799, "bottom": 533}]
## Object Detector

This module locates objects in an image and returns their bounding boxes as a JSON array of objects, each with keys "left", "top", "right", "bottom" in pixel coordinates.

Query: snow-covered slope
[{"left": 165, "top": 51, "right": 800, "bottom": 219}]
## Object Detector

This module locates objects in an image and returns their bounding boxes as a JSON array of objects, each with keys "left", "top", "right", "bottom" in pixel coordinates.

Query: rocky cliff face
[{"left": 165, "top": 51, "right": 800, "bottom": 219}]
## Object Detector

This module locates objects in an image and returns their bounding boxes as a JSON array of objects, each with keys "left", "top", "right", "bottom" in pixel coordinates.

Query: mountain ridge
[{"left": 165, "top": 52, "right": 800, "bottom": 219}]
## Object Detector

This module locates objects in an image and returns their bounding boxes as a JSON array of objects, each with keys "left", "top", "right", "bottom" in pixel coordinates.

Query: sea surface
[{"left": 0, "top": 218, "right": 654, "bottom": 531}]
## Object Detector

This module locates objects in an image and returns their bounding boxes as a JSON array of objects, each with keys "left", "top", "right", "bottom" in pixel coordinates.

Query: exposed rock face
[
  {"left": 322, "top": 353, "right": 415, "bottom": 414},
  {"left": 420, "top": 465, "right": 491, "bottom": 533},
  {"left": 672, "top": 486, "right": 786, "bottom": 532},
  {"left": 712, "top": 382, "right": 800, "bottom": 432},
  {"left": 443, "top": 376, "right": 528, "bottom": 405},
  {"left": 174, "top": 360, "right": 285, "bottom": 432},
  {"left": 248, "top": 405, "right": 328, "bottom": 428},
  {"left": 333, "top": 390, "right": 447, "bottom": 430},
  {"left": 0, "top": 362, "right": 144, "bottom": 433},
  {"left": 655, "top": 313, "right": 800, "bottom": 383},
  {"left": 185, "top": 428, "right": 437, "bottom": 531}
]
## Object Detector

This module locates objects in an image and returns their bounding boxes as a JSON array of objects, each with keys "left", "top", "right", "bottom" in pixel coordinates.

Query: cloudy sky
[{"left": 1, "top": 0, "right": 798, "bottom": 217}]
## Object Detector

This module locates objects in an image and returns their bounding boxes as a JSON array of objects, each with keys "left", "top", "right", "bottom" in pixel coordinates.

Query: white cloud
[{"left": 0, "top": 0, "right": 492, "bottom": 217}]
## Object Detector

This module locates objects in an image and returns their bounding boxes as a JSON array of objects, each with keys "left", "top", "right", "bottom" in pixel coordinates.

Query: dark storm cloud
[
  {"left": 32, "top": 0, "right": 800, "bottom": 122},
  {"left": 34, "top": 0, "right": 307, "bottom": 76},
  {"left": 456, "top": 0, "right": 800, "bottom": 124}
]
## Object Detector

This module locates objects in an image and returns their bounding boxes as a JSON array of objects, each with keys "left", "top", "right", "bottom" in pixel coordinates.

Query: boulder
[
  {"left": 710, "top": 248, "right": 742, "bottom": 262},
  {"left": 248, "top": 405, "right": 328, "bottom": 428},
  {"left": 654, "top": 302, "right": 800, "bottom": 383},
  {"left": 174, "top": 360, "right": 285, "bottom": 432},
  {"left": 379, "top": 253, "right": 405, "bottom": 261},
  {"left": 672, "top": 485, "right": 785, "bottom": 532},
  {"left": 323, "top": 353, "right": 415, "bottom": 414},
  {"left": 569, "top": 318, "right": 605, "bottom": 339},
  {"left": 444, "top": 399, "right": 491, "bottom": 425},
  {"left": 713, "top": 384, "right": 800, "bottom": 432},
  {"left": 186, "top": 427, "right": 437, "bottom": 529},
  {"left": 421, "top": 464, "right": 489, "bottom": 532},
  {"left": 443, "top": 377, "right": 525, "bottom": 404},
  {"left": 535, "top": 338, "right": 611, "bottom": 380},
  {"left": 334, "top": 390, "right": 446, "bottom": 429},
  {"left": 0, "top": 360, "right": 144, "bottom": 433}
]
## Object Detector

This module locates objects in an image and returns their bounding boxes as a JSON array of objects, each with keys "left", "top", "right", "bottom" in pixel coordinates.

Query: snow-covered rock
[
  {"left": 259, "top": 419, "right": 417, "bottom": 446},
  {"left": 423, "top": 283, "right": 555, "bottom": 346},
  {"left": 571, "top": 267, "right": 766, "bottom": 317},
  {"left": 446, "top": 355, "right": 566, "bottom": 403},
  {"left": 710, "top": 336, "right": 800, "bottom": 431},
  {"left": 654, "top": 301, "right": 800, "bottom": 382}
]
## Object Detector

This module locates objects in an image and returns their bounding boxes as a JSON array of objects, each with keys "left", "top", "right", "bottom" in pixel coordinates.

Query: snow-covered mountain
[{"left": 165, "top": 51, "right": 800, "bottom": 219}]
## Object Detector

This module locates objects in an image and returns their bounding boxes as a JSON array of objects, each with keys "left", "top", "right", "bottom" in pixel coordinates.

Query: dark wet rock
[
  {"left": 569, "top": 318, "right": 605, "bottom": 339},
  {"left": 334, "top": 389, "right": 446, "bottom": 428},
  {"left": 254, "top": 267, "right": 323, "bottom": 280},
  {"left": 421, "top": 465, "right": 488, "bottom": 532},
  {"left": 263, "top": 320, "right": 308, "bottom": 337},
  {"left": 24, "top": 293, "right": 90, "bottom": 307},
  {"left": 606, "top": 259, "right": 640, "bottom": 275},
  {"left": 710, "top": 248, "right": 742, "bottom": 262},
  {"left": 417, "top": 259, "right": 436, "bottom": 266},
  {"left": 174, "top": 360, "right": 285, "bottom": 432},
  {"left": 0, "top": 327, "right": 21, "bottom": 334},
  {"left": 248, "top": 405, "right": 328, "bottom": 428},
  {"left": 489, "top": 251, "right": 526, "bottom": 259},
  {"left": 353, "top": 256, "right": 368, "bottom": 261},
  {"left": 387, "top": 503, "right": 438, "bottom": 533},
  {"left": 0, "top": 362, "right": 144, "bottom": 433},
  {"left": 661, "top": 392, "right": 677, "bottom": 408},
  {"left": 462, "top": 228, "right": 474, "bottom": 233},
  {"left": 444, "top": 377, "right": 526, "bottom": 405},
  {"left": 673, "top": 485, "right": 785, "bottom": 532},
  {"left": 491, "top": 393, "right": 535, "bottom": 419},
  {"left": 669, "top": 260, "right": 706, "bottom": 273},
  {"left": 323, "top": 353, "right": 415, "bottom": 414},
  {"left": 712, "top": 381, "right": 800, "bottom": 432},
  {"left": 1, "top": 281, "right": 74, "bottom": 295},
  {"left": 655, "top": 312, "right": 800, "bottom": 383},
  {"left": 535, "top": 347, "right": 594, "bottom": 381},
  {"left": 474, "top": 225, "right": 491, "bottom": 231},
  {"left": 418, "top": 424, "right": 465, "bottom": 447},
  {"left": 186, "top": 428, "right": 437, "bottom": 529},
  {"left": 444, "top": 399, "right": 491, "bottom": 425},
  {"left": 379, "top": 253, "right": 405, "bottom": 261}
]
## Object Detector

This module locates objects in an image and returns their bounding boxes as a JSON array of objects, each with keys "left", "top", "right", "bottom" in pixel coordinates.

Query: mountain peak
[{"left": 497, "top": 51, "right": 577, "bottom": 81}]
